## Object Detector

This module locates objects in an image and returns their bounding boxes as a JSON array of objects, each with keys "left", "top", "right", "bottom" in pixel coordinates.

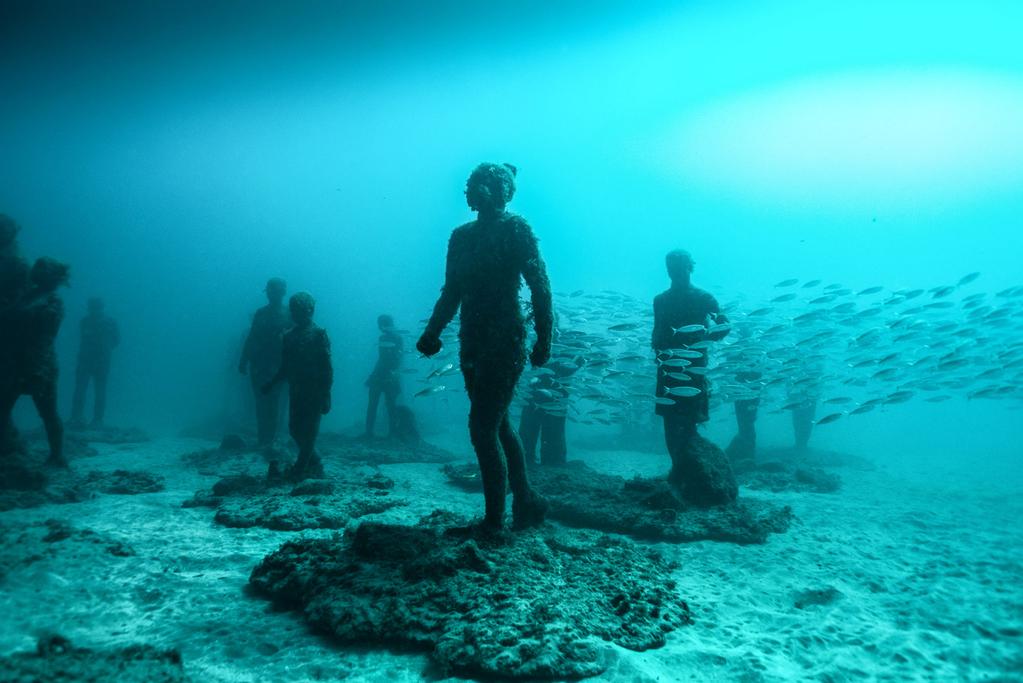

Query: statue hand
[
  {"left": 529, "top": 341, "right": 551, "bottom": 368},
  {"left": 416, "top": 333, "right": 442, "bottom": 357}
]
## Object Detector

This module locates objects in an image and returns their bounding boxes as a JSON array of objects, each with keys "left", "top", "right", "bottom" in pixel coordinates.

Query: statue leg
[
  {"left": 365, "top": 385, "right": 381, "bottom": 437},
  {"left": 289, "top": 400, "right": 323, "bottom": 480},
  {"left": 662, "top": 413, "right": 696, "bottom": 487},
  {"left": 32, "top": 381, "right": 65, "bottom": 467},
  {"left": 93, "top": 367, "right": 108, "bottom": 426},
  {"left": 518, "top": 402, "right": 541, "bottom": 466},
  {"left": 464, "top": 364, "right": 508, "bottom": 529},
  {"left": 71, "top": 363, "right": 89, "bottom": 425},
  {"left": 0, "top": 388, "right": 20, "bottom": 458}
]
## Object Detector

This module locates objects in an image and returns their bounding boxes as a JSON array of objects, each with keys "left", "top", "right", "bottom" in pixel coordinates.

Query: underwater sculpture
[
  {"left": 364, "top": 313, "right": 403, "bottom": 438},
  {"left": 0, "top": 257, "right": 70, "bottom": 468},
  {"left": 70, "top": 297, "right": 120, "bottom": 429},
  {"left": 652, "top": 249, "right": 737, "bottom": 505},
  {"left": 519, "top": 340, "right": 584, "bottom": 466},
  {"left": 239, "top": 277, "right": 290, "bottom": 446},
  {"left": 0, "top": 214, "right": 30, "bottom": 457},
  {"left": 791, "top": 396, "right": 817, "bottom": 451},
  {"left": 725, "top": 370, "right": 762, "bottom": 466},
  {"left": 262, "top": 291, "right": 332, "bottom": 481},
  {"left": 417, "top": 162, "right": 554, "bottom": 531}
]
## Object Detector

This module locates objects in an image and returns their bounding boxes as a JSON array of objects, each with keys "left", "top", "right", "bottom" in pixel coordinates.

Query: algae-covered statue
[
  {"left": 240, "top": 277, "right": 290, "bottom": 446},
  {"left": 652, "top": 249, "right": 737, "bottom": 505},
  {"left": 262, "top": 292, "right": 332, "bottom": 481},
  {"left": 0, "top": 257, "right": 70, "bottom": 467},
  {"left": 70, "top": 297, "right": 120, "bottom": 428},
  {"left": 417, "top": 162, "right": 554, "bottom": 531},
  {"left": 0, "top": 215, "right": 30, "bottom": 456},
  {"left": 364, "top": 314, "right": 403, "bottom": 438}
]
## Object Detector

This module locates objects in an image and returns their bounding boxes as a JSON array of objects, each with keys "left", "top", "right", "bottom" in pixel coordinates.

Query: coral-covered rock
[
  {"left": 185, "top": 473, "right": 405, "bottom": 531},
  {"left": 445, "top": 462, "right": 791, "bottom": 544},
  {"left": 0, "top": 636, "right": 183, "bottom": 682},
  {"left": 250, "top": 512, "right": 691, "bottom": 679}
]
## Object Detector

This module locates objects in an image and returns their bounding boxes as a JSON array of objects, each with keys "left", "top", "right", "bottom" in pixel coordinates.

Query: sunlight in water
[{"left": 661, "top": 70, "right": 1023, "bottom": 207}]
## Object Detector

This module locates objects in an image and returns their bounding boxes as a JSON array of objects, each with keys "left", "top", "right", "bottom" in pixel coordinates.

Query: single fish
[
  {"left": 609, "top": 323, "right": 642, "bottom": 332},
  {"left": 672, "top": 324, "right": 706, "bottom": 335},
  {"left": 415, "top": 385, "right": 446, "bottom": 398},
  {"left": 815, "top": 412, "right": 844, "bottom": 425},
  {"left": 665, "top": 372, "right": 692, "bottom": 381},
  {"left": 665, "top": 386, "right": 702, "bottom": 398},
  {"left": 771, "top": 293, "right": 797, "bottom": 303},
  {"left": 427, "top": 363, "right": 455, "bottom": 379},
  {"left": 957, "top": 272, "right": 980, "bottom": 286},
  {"left": 774, "top": 278, "right": 799, "bottom": 287}
]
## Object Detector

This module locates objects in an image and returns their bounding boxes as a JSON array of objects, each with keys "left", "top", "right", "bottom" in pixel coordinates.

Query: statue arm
[
  {"left": 520, "top": 224, "right": 554, "bottom": 353},
  {"left": 421, "top": 233, "right": 462, "bottom": 346}
]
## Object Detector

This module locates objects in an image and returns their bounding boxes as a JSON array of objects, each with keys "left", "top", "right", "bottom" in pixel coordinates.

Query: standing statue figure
[
  {"left": 70, "top": 298, "right": 120, "bottom": 428},
  {"left": 263, "top": 292, "right": 332, "bottom": 482},
  {"left": 239, "top": 278, "right": 291, "bottom": 446},
  {"left": 652, "top": 249, "right": 737, "bottom": 505},
  {"left": 0, "top": 215, "right": 30, "bottom": 456},
  {"left": 790, "top": 395, "right": 817, "bottom": 452},
  {"left": 364, "top": 314, "right": 403, "bottom": 438},
  {"left": 519, "top": 341, "right": 583, "bottom": 467},
  {"left": 417, "top": 162, "right": 554, "bottom": 532},
  {"left": 0, "top": 258, "right": 70, "bottom": 467}
]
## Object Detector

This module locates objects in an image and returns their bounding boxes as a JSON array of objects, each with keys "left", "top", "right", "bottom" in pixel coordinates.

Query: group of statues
[
  {"left": 0, "top": 215, "right": 121, "bottom": 469},
  {"left": 2, "top": 162, "right": 773, "bottom": 532},
  {"left": 412, "top": 162, "right": 750, "bottom": 530}
]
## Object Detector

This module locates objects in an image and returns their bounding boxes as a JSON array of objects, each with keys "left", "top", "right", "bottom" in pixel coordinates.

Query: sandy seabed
[{"left": 0, "top": 436, "right": 1020, "bottom": 682}]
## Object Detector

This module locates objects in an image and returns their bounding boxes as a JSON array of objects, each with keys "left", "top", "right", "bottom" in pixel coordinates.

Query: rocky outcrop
[
  {"left": 249, "top": 511, "right": 691, "bottom": 679},
  {"left": 445, "top": 462, "right": 791, "bottom": 544}
]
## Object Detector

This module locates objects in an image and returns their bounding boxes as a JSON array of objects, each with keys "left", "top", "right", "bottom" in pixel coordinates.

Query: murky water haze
[{"left": 2, "top": 0, "right": 1021, "bottom": 474}]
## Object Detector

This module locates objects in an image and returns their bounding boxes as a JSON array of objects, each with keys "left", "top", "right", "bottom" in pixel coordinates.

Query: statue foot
[{"left": 512, "top": 491, "right": 549, "bottom": 531}]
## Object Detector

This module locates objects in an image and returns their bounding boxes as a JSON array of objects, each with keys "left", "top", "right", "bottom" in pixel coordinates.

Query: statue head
[
  {"left": 465, "top": 162, "right": 517, "bottom": 214},
  {"left": 377, "top": 314, "right": 394, "bottom": 331},
  {"left": 30, "top": 257, "right": 70, "bottom": 292},
  {"left": 265, "top": 277, "right": 287, "bottom": 304},
  {"left": 665, "top": 249, "right": 695, "bottom": 285},
  {"left": 289, "top": 291, "right": 315, "bottom": 324}
]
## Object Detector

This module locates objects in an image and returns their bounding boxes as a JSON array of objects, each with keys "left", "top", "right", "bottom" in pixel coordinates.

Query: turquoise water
[{"left": 1, "top": 2, "right": 1021, "bottom": 680}]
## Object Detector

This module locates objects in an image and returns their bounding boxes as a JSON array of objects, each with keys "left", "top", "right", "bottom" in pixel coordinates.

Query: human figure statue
[
  {"left": 791, "top": 396, "right": 816, "bottom": 452},
  {"left": 70, "top": 298, "right": 120, "bottom": 428},
  {"left": 0, "top": 215, "right": 30, "bottom": 456},
  {"left": 725, "top": 387, "right": 760, "bottom": 466},
  {"left": 519, "top": 342, "right": 583, "bottom": 467},
  {"left": 0, "top": 258, "right": 70, "bottom": 467},
  {"left": 239, "top": 278, "right": 290, "bottom": 446},
  {"left": 364, "top": 314, "right": 403, "bottom": 438},
  {"left": 652, "top": 249, "right": 736, "bottom": 503},
  {"left": 262, "top": 292, "right": 332, "bottom": 482},
  {"left": 417, "top": 162, "right": 553, "bottom": 532}
]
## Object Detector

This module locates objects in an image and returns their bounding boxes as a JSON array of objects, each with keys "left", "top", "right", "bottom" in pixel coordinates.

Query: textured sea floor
[{"left": 0, "top": 436, "right": 1020, "bottom": 682}]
